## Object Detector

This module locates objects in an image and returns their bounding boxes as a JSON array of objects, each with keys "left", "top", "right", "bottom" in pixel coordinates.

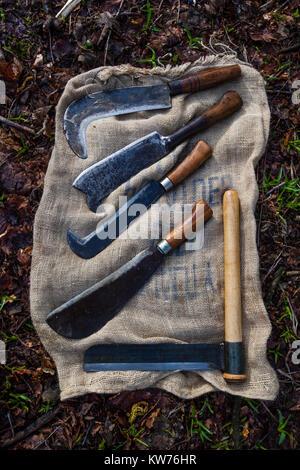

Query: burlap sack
[{"left": 30, "top": 55, "right": 279, "bottom": 401}]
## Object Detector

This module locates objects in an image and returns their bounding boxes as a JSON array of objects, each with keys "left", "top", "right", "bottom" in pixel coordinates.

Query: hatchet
[
  {"left": 83, "top": 190, "right": 246, "bottom": 383},
  {"left": 73, "top": 90, "right": 243, "bottom": 212},
  {"left": 64, "top": 65, "right": 241, "bottom": 159},
  {"left": 46, "top": 200, "right": 213, "bottom": 340},
  {"left": 67, "top": 140, "right": 212, "bottom": 259}
]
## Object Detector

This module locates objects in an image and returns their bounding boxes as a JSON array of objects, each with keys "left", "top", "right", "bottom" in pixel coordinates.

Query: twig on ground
[
  {"left": 256, "top": 150, "right": 267, "bottom": 248},
  {"left": 265, "top": 266, "right": 285, "bottom": 305},
  {"left": 262, "top": 250, "right": 283, "bottom": 283},
  {"left": 260, "top": 401, "right": 277, "bottom": 422},
  {"left": 103, "top": 0, "right": 125, "bottom": 66},
  {"left": 265, "top": 182, "right": 286, "bottom": 197},
  {"left": 284, "top": 351, "right": 296, "bottom": 386},
  {"left": 277, "top": 369, "right": 300, "bottom": 385},
  {"left": 177, "top": 0, "right": 181, "bottom": 23},
  {"left": 279, "top": 284, "right": 298, "bottom": 337},
  {"left": 259, "top": 0, "right": 274, "bottom": 10},
  {"left": 0, "top": 405, "right": 62, "bottom": 449},
  {"left": 279, "top": 43, "right": 300, "bottom": 54},
  {"left": 223, "top": 25, "right": 238, "bottom": 49},
  {"left": 103, "top": 32, "right": 112, "bottom": 66},
  {"left": 250, "top": 431, "right": 271, "bottom": 449},
  {"left": 55, "top": 0, "right": 81, "bottom": 19},
  {"left": 168, "top": 402, "right": 185, "bottom": 418},
  {"left": 157, "top": 0, "right": 165, "bottom": 15},
  {"left": 33, "top": 415, "right": 71, "bottom": 449},
  {"left": 232, "top": 395, "right": 242, "bottom": 449},
  {"left": 7, "top": 412, "right": 14, "bottom": 438},
  {"left": 81, "top": 421, "right": 92, "bottom": 447},
  {"left": 0, "top": 115, "right": 35, "bottom": 135},
  {"left": 12, "top": 314, "right": 31, "bottom": 334},
  {"left": 275, "top": 0, "right": 292, "bottom": 12},
  {"left": 48, "top": 31, "right": 55, "bottom": 65}
]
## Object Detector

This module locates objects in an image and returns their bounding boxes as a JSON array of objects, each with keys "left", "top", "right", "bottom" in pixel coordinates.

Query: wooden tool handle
[
  {"left": 201, "top": 90, "right": 243, "bottom": 128},
  {"left": 166, "top": 140, "right": 212, "bottom": 187},
  {"left": 164, "top": 200, "right": 212, "bottom": 251},
  {"left": 168, "top": 65, "right": 241, "bottom": 96},
  {"left": 222, "top": 190, "right": 246, "bottom": 383},
  {"left": 166, "top": 91, "right": 243, "bottom": 151}
]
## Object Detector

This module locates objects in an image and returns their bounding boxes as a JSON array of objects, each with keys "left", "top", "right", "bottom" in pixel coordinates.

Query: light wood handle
[
  {"left": 166, "top": 140, "right": 212, "bottom": 186},
  {"left": 164, "top": 200, "right": 212, "bottom": 251},
  {"left": 222, "top": 190, "right": 246, "bottom": 383}
]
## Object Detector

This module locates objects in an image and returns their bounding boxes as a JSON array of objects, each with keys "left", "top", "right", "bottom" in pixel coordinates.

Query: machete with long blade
[
  {"left": 73, "top": 90, "right": 243, "bottom": 212},
  {"left": 68, "top": 140, "right": 212, "bottom": 259},
  {"left": 83, "top": 190, "right": 246, "bottom": 384},
  {"left": 64, "top": 65, "right": 241, "bottom": 159},
  {"left": 46, "top": 200, "right": 213, "bottom": 340}
]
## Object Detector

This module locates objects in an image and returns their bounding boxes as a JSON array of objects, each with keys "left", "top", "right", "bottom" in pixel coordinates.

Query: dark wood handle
[
  {"left": 222, "top": 190, "right": 246, "bottom": 383},
  {"left": 166, "top": 140, "right": 212, "bottom": 187},
  {"left": 166, "top": 91, "right": 243, "bottom": 151},
  {"left": 164, "top": 200, "right": 212, "bottom": 251},
  {"left": 168, "top": 65, "right": 241, "bottom": 96}
]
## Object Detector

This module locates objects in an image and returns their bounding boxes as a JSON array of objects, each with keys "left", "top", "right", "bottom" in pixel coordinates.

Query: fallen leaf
[
  {"left": 250, "top": 31, "right": 279, "bottom": 42},
  {"left": 79, "top": 402, "right": 94, "bottom": 416},
  {"left": 204, "top": 0, "right": 225, "bottom": 15},
  {"left": 144, "top": 408, "right": 160, "bottom": 430},
  {"left": 0, "top": 57, "right": 23, "bottom": 82},
  {"left": 91, "top": 423, "right": 103, "bottom": 436},
  {"left": 289, "top": 403, "right": 300, "bottom": 411},
  {"left": 17, "top": 249, "right": 31, "bottom": 266},
  {"left": 41, "top": 356, "right": 56, "bottom": 375},
  {"left": 242, "top": 427, "right": 250, "bottom": 438}
]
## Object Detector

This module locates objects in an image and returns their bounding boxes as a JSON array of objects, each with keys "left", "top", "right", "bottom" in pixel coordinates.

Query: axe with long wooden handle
[{"left": 83, "top": 190, "right": 246, "bottom": 383}]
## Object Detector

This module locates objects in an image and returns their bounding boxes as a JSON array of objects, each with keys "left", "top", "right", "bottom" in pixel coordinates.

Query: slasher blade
[{"left": 83, "top": 343, "right": 225, "bottom": 372}]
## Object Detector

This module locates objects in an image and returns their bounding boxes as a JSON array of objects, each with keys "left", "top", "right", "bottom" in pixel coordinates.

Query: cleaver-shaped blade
[
  {"left": 64, "top": 65, "right": 241, "bottom": 159},
  {"left": 46, "top": 200, "right": 213, "bottom": 339},
  {"left": 74, "top": 91, "right": 243, "bottom": 212},
  {"left": 67, "top": 140, "right": 212, "bottom": 259}
]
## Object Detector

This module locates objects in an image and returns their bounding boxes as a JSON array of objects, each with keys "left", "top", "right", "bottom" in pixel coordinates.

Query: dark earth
[{"left": 0, "top": 0, "right": 299, "bottom": 450}]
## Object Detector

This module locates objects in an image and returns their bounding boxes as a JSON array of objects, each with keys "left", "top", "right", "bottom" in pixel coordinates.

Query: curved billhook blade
[
  {"left": 67, "top": 180, "right": 165, "bottom": 259},
  {"left": 63, "top": 85, "right": 171, "bottom": 159}
]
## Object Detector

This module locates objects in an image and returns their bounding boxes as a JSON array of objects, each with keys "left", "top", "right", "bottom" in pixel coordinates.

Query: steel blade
[
  {"left": 46, "top": 248, "right": 164, "bottom": 339},
  {"left": 73, "top": 132, "right": 169, "bottom": 212},
  {"left": 83, "top": 343, "right": 225, "bottom": 371},
  {"left": 67, "top": 180, "right": 166, "bottom": 259},
  {"left": 64, "top": 85, "right": 171, "bottom": 159}
]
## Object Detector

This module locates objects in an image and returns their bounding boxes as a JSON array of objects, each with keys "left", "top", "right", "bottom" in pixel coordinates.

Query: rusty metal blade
[
  {"left": 46, "top": 248, "right": 164, "bottom": 339},
  {"left": 73, "top": 131, "right": 169, "bottom": 212},
  {"left": 64, "top": 85, "right": 171, "bottom": 159},
  {"left": 83, "top": 343, "right": 225, "bottom": 371}
]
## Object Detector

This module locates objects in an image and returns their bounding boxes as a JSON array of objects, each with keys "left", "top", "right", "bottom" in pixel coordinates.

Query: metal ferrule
[
  {"left": 224, "top": 342, "right": 245, "bottom": 375},
  {"left": 157, "top": 239, "right": 172, "bottom": 255},
  {"left": 159, "top": 177, "right": 174, "bottom": 192}
]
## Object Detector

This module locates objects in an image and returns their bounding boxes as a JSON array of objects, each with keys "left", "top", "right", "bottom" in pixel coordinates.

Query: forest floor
[{"left": 0, "top": 0, "right": 299, "bottom": 451}]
